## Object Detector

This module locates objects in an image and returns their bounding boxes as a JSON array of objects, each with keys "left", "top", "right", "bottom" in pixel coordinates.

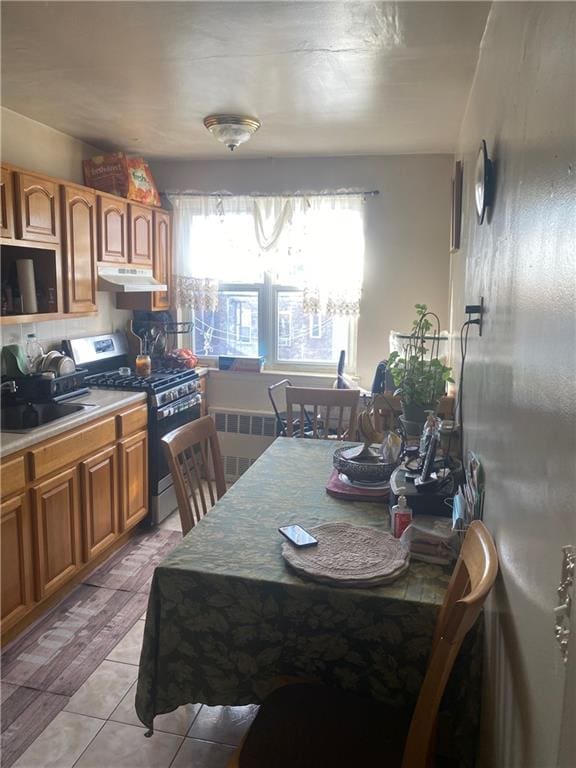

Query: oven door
[{"left": 148, "top": 393, "right": 202, "bottom": 523}]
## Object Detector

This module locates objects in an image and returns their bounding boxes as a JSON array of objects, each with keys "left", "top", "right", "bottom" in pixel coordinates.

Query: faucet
[{"left": 0, "top": 381, "right": 17, "bottom": 394}]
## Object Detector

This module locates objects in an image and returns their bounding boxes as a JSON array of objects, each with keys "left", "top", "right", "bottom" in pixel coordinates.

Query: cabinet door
[
  {"left": 119, "top": 430, "right": 148, "bottom": 531},
  {"left": 1, "top": 164, "right": 15, "bottom": 239},
  {"left": 80, "top": 445, "right": 118, "bottom": 561},
  {"left": 128, "top": 204, "right": 153, "bottom": 265},
  {"left": 152, "top": 210, "right": 171, "bottom": 310},
  {"left": 15, "top": 172, "right": 60, "bottom": 243},
  {"left": 98, "top": 194, "right": 128, "bottom": 263},
  {"left": 61, "top": 185, "right": 97, "bottom": 313},
  {"left": 32, "top": 467, "right": 81, "bottom": 600},
  {"left": 1, "top": 493, "right": 34, "bottom": 630}
]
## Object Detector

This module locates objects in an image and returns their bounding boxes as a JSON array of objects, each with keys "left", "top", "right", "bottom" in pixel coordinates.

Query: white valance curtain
[{"left": 170, "top": 193, "right": 366, "bottom": 316}]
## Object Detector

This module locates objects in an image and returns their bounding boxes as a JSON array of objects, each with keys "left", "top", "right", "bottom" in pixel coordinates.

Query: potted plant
[{"left": 387, "top": 304, "right": 453, "bottom": 426}]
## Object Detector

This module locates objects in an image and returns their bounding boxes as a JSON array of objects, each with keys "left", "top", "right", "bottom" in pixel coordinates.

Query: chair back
[
  {"left": 402, "top": 520, "right": 499, "bottom": 768},
  {"left": 285, "top": 387, "right": 360, "bottom": 440},
  {"left": 161, "top": 415, "right": 226, "bottom": 535}
]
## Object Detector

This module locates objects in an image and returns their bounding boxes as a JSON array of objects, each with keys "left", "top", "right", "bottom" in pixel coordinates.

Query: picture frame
[{"left": 451, "top": 160, "right": 463, "bottom": 251}]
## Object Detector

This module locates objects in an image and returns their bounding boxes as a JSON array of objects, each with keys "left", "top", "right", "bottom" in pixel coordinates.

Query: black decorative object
[{"left": 474, "top": 140, "right": 494, "bottom": 224}]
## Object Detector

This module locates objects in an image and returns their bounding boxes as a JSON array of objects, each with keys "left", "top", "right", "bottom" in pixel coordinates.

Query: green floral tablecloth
[{"left": 136, "top": 439, "right": 481, "bottom": 764}]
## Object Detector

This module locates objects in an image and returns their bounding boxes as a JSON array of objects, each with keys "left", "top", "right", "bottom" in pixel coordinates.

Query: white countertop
[{"left": 0, "top": 389, "right": 147, "bottom": 458}]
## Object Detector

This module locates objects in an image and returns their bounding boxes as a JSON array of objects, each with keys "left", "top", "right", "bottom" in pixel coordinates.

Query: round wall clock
[{"left": 474, "top": 139, "right": 494, "bottom": 224}]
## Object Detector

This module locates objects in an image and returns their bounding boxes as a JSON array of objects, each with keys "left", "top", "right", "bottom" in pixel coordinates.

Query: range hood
[{"left": 98, "top": 265, "right": 168, "bottom": 293}]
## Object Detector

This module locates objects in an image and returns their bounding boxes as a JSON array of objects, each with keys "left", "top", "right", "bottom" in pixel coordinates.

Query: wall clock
[{"left": 474, "top": 139, "right": 494, "bottom": 224}]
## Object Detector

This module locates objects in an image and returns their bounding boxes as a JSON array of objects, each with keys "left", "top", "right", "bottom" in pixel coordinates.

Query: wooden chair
[
  {"left": 284, "top": 387, "right": 360, "bottom": 440},
  {"left": 228, "top": 520, "right": 498, "bottom": 768},
  {"left": 161, "top": 415, "right": 226, "bottom": 536}
]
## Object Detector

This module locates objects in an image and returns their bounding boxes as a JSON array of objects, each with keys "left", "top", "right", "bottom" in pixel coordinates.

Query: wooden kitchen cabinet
[
  {"left": 80, "top": 445, "right": 118, "bottom": 561},
  {"left": 119, "top": 430, "right": 148, "bottom": 531},
  {"left": 0, "top": 164, "right": 15, "bottom": 239},
  {"left": 14, "top": 171, "right": 60, "bottom": 243},
  {"left": 61, "top": 184, "right": 97, "bottom": 313},
  {"left": 31, "top": 466, "right": 82, "bottom": 600},
  {"left": 128, "top": 203, "right": 153, "bottom": 265},
  {"left": 152, "top": 209, "right": 171, "bottom": 310},
  {"left": 116, "top": 209, "right": 172, "bottom": 311},
  {"left": 98, "top": 193, "right": 128, "bottom": 263},
  {"left": 1, "top": 493, "right": 34, "bottom": 630}
]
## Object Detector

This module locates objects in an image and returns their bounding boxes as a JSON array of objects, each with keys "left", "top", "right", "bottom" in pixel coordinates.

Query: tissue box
[
  {"left": 83, "top": 153, "right": 161, "bottom": 207},
  {"left": 218, "top": 356, "right": 264, "bottom": 372}
]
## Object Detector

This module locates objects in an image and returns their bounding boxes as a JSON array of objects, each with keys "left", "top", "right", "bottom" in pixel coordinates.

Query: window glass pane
[
  {"left": 194, "top": 291, "right": 259, "bottom": 357},
  {"left": 190, "top": 213, "right": 264, "bottom": 283},
  {"left": 276, "top": 292, "right": 349, "bottom": 364}
]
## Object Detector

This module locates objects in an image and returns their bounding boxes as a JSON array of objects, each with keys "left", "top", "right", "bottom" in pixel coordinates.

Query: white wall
[
  {"left": 450, "top": 3, "right": 576, "bottom": 765},
  {"left": 150, "top": 155, "right": 453, "bottom": 388},
  {"left": 1, "top": 107, "right": 102, "bottom": 184},
  {"left": 0, "top": 108, "right": 131, "bottom": 349}
]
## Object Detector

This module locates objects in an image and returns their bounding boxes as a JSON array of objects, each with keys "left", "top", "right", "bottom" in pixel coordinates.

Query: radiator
[{"left": 209, "top": 408, "right": 278, "bottom": 482}]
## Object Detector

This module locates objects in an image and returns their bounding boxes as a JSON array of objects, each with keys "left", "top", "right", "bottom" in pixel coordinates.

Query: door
[
  {"left": 152, "top": 210, "right": 171, "bottom": 310},
  {"left": 80, "top": 445, "right": 118, "bottom": 561},
  {"left": 1, "top": 164, "right": 15, "bottom": 238},
  {"left": 128, "top": 204, "right": 153, "bottom": 265},
  {"left": 15, "top": 172, "right": 60, "bottom": 243},
  {"left": 119, "top": 430, "right": 148, "bottom": 531},
  {"left": 61, "top": 185, "right": 97, "bottom": 313},
  {"left": 31, "top": 467, "right": 81, "bottom": 600},
  {"left": 1, "top": 493, "right": 34, "bottom": 630},
  {"left": 98, "top": 194, "right": 128, "bottom": 263}
]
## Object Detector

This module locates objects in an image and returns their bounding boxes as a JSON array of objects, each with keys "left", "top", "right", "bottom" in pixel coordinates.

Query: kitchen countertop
[{"left": 0, "top": 389, "right": 147, "bottom": 458}]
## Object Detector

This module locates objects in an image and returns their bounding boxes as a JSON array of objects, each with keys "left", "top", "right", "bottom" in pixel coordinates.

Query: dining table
[{"left": 135, "top": 438, "right": 482, "bottom": 766}]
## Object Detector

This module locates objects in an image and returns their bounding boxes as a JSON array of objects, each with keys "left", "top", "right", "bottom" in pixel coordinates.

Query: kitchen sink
[{"left": 1, "top": 402, "right": 92, "bottom": 432}]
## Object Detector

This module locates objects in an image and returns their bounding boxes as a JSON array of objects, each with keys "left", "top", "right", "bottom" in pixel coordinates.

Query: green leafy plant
[{"left": 387, "top": 304, "right": 453, "bottom": 414}]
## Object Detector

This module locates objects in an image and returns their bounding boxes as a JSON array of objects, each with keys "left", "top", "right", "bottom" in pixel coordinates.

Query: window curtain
[{"left": 169, "top": 193, "right": 366, "bottom": 316}]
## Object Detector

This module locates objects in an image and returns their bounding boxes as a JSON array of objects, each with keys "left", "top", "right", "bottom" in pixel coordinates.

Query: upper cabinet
[
  {"left": 0, "top": 165, "right": 15, "bottom": 239},
  {"left": 14, "top": 172, "right": 60, "bottom": 243},
  {"left": 61, "top": 184, "right": 97, "bottom": 314},
  {"left": 98, "top": 193, "right": 128, "bottom": 263},
  {"left": 129, "top": 203, "right": 153, "bottom": 265},
  {"left": 152, "top": 210, "right": 171, "bottom": 311}
]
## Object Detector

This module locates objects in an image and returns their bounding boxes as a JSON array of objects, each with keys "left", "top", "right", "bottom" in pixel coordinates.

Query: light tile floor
[{"left": 9, "top": 509, "right": 258, "bottom": 768}]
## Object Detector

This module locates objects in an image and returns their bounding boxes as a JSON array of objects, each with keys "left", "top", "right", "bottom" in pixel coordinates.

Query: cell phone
[{"left": 278, "top": 525, "right": 318, "bottom": 547}]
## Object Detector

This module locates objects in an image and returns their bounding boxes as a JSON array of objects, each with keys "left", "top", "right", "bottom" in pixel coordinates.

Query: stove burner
[{"left": 85, "top": 366, "right": 200, "bottom": 407}]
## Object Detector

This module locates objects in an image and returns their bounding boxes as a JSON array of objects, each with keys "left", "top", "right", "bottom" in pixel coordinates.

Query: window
[{"left": 172, "top": 194, "right": 365, "bottom": 370}]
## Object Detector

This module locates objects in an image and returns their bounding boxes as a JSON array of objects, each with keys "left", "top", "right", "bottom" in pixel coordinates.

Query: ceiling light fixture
[{"left": 203, "top": 115, "right": 261, "bottom": 152}]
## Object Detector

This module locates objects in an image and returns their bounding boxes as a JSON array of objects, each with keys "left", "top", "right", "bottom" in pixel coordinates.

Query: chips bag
[{"left": 83, "top": 153, "right": 161, "bottom": 207}]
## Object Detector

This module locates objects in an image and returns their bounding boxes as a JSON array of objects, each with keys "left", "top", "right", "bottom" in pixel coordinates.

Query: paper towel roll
[{"left": 16, "top": 259, "right": 38, "bottom": 314}]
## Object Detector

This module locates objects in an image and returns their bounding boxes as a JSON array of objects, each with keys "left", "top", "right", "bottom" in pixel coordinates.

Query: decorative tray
[{"left": 282, "top": 522, "right": 409, "bottom": 587}]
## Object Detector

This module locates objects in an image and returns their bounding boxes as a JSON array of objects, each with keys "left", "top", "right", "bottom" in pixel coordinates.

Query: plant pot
[{"left": 401, "top": 402, "right": 433, "bottom": 424}]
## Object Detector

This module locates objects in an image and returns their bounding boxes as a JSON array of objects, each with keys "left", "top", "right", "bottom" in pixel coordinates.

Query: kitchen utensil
[
  {"left": 40, "top": 350, "right": 62, "bottom": 372},
  {"left": 1, "top": 344, "right": 28, "bottom": 377},
  {"left": 56, "top": 355, "right": 76, "bottom": 376}
]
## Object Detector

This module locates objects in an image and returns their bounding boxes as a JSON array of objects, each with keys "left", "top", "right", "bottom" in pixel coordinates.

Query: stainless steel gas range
[{"left": 64, "top": 332, "right": 202, "bottom": 525}]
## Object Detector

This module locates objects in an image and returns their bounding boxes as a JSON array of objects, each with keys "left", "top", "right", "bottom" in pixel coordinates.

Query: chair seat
[{"left": 238, "top": 683, "right": 410, "bottom": 768}]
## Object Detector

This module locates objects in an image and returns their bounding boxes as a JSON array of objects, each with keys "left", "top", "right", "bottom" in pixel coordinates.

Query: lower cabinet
[
  {"left": 81, "top": 445, "right": 118, "bottom": 561},
  {"left": 119, "top": 430, "right": 148, "bottom": 531},
  {"left": 0, "top": 402, "right": 149, "bottom": 640},
  {"left": 1, "top": 493, "right": 34, "bottom": 628},
  {"left": 31, "top": 466, "right": 82, "bottom": 600}
]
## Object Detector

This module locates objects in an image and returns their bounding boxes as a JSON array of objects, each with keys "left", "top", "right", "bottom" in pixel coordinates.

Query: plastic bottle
[
  {"left": 391, "top": 495, "right": 413, "bottom": 538},
  {"left": 25, "top": 333, "right": 44, "bottom": 373}
]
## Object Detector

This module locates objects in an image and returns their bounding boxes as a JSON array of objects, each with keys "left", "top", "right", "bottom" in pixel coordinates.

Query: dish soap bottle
[
  {"left": 25, "top": 333, "right": 44, "bottom": 374},
  {"left": 391, "top": 494, "right": 413, "bottom": 538}
]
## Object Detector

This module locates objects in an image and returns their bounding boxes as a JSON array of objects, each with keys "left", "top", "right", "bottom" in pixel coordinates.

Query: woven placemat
[{"left": 282, "top": 522, "right": 410, "bottom": 587}]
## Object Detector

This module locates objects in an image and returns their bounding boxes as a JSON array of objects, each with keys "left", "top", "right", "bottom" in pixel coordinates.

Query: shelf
[{"left": 1, "top": 311, "right": 98, "bottom": 326}]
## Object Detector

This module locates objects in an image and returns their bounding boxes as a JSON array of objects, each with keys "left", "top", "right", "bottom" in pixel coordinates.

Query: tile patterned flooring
[{"left": 2, "top": 509, "right": 258, "bottom": 768}]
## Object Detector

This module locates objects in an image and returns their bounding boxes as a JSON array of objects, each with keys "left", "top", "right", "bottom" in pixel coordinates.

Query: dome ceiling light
[{"left": 203, "top": 115, "right": 261, "bottom": 152}]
